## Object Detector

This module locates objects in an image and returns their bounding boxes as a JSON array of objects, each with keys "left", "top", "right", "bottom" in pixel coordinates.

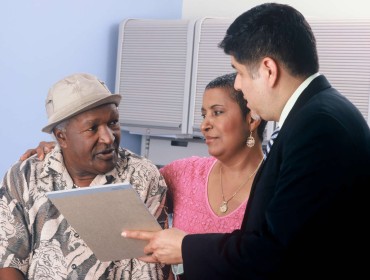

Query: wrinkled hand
[
  {"left": 19, "top": 141, "right": 56, "bottom": 161},
  {"left": 122, "top": 228, "right": 187, "bottom": 265}
]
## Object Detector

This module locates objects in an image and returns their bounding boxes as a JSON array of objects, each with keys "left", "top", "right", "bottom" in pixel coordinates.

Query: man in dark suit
[{"left": 123, "top": 3, "right": 370, "bottom": 279}]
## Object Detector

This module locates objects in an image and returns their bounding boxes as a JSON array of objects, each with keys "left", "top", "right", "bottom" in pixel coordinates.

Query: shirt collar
[
  {"left": 40, "top": 145, "right": 118, "bottom": 186},
  {"left": 278, "top": 72, "right": 320, "bottom": 128}
]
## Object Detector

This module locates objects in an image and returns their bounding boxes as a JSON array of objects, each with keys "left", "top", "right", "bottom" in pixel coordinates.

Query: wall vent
[{"left": 115, "top": 18, "right": 370, "bottom": 164}]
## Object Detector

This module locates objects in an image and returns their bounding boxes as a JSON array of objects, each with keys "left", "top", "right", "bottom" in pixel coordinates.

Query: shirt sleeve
[{"left": 0, "top": 163, "right": 31, "bottom": 274}]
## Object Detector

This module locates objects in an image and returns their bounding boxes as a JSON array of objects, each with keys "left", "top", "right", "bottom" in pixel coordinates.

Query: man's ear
[
  {"left": 261, "top": 56, "right": 279, "bottom": 87},
  {"left": 54, "top": 129, "right": 67, "bottom": 148}
]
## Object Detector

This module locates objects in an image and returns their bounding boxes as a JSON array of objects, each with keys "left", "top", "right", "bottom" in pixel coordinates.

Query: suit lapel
[{"left": 241, "top": 75, "right": 332, "bottom": 228}]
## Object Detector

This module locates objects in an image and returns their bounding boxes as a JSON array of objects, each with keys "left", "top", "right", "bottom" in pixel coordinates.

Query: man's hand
[
  {"left": 19, "top": 141, "right": 56, "bottom": 161},
  {"left": 122, "top": 228, "right": 187, "bottom": 265}
]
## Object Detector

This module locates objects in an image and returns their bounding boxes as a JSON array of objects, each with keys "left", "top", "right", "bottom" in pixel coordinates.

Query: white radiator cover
[
  {"left": 309, "top": 19, "right": 370, "bottom": 123},
  {"left": 115, "top": 19, "right": 195, "bottom": 137},
  {"left": 115, "top": 18, "right": 370, "bottom": 165}
]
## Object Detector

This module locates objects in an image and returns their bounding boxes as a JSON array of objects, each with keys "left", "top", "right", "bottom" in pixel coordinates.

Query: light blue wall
[{"left": 0, "top": 0, "right": 182, "bottom": 176}]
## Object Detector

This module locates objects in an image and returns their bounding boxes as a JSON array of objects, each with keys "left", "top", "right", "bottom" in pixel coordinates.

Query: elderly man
[{"left": 0, "top": 73, "right": 169, "bottom": 279}]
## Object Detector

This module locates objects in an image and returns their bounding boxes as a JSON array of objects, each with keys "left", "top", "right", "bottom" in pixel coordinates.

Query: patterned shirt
[{"left": 0, "top": 145, "right": 170, "bottom": 280}]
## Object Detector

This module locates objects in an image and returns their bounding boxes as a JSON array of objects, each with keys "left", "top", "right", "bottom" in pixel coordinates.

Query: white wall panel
[
  {"left": 116, "top": 17, "right": 370, "bottom": 164},
  {"left": 309, "top": 19, "right": 370, "bottom": 123},
  {"left": 115, "top": 19, "right": 195, "bottom": 136}
]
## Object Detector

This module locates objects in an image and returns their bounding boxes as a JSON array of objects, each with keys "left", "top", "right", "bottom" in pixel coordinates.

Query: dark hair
[
  {"left": 205, "top": 72, "right": 267, "bottom": 141},
  {"left": 219, "top": 3, "right": 318, "bottom": 77}
]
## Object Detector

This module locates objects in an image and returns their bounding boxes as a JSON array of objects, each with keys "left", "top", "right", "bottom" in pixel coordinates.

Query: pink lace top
[{"left": 160, "top": 156, "right": 247, "bottom": 234}]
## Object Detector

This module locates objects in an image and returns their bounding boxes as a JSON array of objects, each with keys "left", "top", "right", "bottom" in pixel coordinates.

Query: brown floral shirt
[{"left": 0, "top": 145, "right": 169, "bottom": 279}]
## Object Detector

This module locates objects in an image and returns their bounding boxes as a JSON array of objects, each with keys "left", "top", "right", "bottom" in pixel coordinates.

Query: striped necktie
[{"left": 264, "top": 126, "right": 280, "bottom": 159}]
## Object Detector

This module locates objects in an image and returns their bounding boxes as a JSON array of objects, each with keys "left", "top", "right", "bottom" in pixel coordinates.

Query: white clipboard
[{"left": 46, "top": 183, "right": 161, "bottom": 261}]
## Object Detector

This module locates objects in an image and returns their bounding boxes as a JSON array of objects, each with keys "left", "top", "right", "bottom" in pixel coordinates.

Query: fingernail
[{"left": 121, "top": 232, "right": 127, "bottom": 237}]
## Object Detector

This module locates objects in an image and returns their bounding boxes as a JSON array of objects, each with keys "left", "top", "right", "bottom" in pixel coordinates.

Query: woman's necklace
[{"left": 219, "top": 158, "right": 264, "bottom": 213}]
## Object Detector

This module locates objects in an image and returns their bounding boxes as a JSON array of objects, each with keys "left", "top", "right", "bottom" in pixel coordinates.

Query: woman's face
[{"left": 200, "top": 87, "right": 250, "bottom": 159}]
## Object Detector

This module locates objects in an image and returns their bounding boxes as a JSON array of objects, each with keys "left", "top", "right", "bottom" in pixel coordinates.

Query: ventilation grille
[
  {"left": 189, "top": 18, "right": 235, "bottom": 136},
  {"left": 115, "top": 18, "right": 370, "bottom": 139},
  {"left": 309, "top": 19, "right": 370, "bottom": 123},
  {"left": 115, "top": 19, "right": 195, "bottom": 135}
]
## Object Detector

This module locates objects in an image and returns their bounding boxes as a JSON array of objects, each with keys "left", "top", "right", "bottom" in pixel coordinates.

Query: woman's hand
[{"left": 19, "top": 141, "right": 56, "bottom": 161}]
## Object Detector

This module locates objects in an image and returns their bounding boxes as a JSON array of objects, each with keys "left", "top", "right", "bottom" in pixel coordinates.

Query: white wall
[{"left": 182, "top": 0, "right": 370, "bottom": 19}]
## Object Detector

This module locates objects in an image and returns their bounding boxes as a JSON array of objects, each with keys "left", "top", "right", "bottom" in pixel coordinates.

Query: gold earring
[{"left": 246, "top": 130, "right": 255, "bottom": 148}]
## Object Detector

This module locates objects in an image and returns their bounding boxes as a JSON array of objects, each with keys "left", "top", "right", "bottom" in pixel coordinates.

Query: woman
[{"left": 162, "top": 73, "right": 266, "bottom": 234}]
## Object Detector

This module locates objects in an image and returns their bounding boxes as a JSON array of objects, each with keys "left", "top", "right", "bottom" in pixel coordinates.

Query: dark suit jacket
[{"left": 182, "top": 75, "right": 370, "bottom": 279}]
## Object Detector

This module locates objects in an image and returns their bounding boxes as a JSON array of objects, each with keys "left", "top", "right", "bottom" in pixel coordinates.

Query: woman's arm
[{"left": 0, "top": 268, "right": 25, "bottom": 280}]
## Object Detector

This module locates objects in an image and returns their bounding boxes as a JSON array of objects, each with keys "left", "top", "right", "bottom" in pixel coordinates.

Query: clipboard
[{"left": 46, "top": 183, "right": 162, "bottom": 261}]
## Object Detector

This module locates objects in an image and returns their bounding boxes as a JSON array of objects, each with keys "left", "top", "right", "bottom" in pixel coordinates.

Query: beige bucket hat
[{"left": 42, "top": 73, "right": 121, "bottom": 133}]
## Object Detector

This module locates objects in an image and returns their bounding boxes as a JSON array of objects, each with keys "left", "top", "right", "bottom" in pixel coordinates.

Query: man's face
[
  {"left": 57, "top": 103, "right": 121, "bottom": 177},
  {"left": 231, "top": 56, "right": 267, "bottom": 119}
]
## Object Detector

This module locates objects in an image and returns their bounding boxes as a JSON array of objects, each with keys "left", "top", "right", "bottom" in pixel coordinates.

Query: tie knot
[
  {"left": 264, "top": 126, "right": 280, "bottom": 159},
  {"left": 270, "top": 126, "right": 280, "bottom": 139}
]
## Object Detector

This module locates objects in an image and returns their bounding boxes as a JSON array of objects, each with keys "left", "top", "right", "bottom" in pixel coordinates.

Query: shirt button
[
  {"left": 72, "top": 264, "right": 77, "bottom": 269},
  {"left": 74, "top": 233, "right": 79, "bottom": 238}
]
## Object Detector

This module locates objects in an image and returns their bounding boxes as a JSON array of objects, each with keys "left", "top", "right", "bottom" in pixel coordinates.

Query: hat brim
[{"left": 42, "top": 94, "right": 121, "bottom": 134}]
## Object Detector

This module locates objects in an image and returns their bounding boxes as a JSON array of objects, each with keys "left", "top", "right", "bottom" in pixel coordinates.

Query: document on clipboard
[{"left": 46, "top": 183, "right": 162, "bottom": 261}]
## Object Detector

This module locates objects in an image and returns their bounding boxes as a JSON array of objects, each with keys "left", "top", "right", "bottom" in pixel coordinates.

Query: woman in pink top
[
  {"left": 161, "top": 73, "right": 267, "bottom": 236},
  {"left": 159, "top": 73, "right": 266, "bottom": 279}
]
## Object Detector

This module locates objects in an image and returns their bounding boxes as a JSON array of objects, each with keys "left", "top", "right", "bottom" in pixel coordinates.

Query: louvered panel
[
  {"left": 116, "top": 18, "right": 370, "bottom": 141},
  {"left": 189, "top": 18, "right": 370, "bottom": 137},
  {"left": 309, "top": 19, "right": 370, "bottom": 123},
  {"left": 189, "top": 18, "right": 235, "bottom": 136},
  {"left": 115, "top": 19, "right": 195, "bottom": 136}
]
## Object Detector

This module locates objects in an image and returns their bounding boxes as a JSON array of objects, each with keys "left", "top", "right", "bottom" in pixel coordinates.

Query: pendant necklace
[{"left": 219, "top": 158, "right": 264, "bottom": 213}]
